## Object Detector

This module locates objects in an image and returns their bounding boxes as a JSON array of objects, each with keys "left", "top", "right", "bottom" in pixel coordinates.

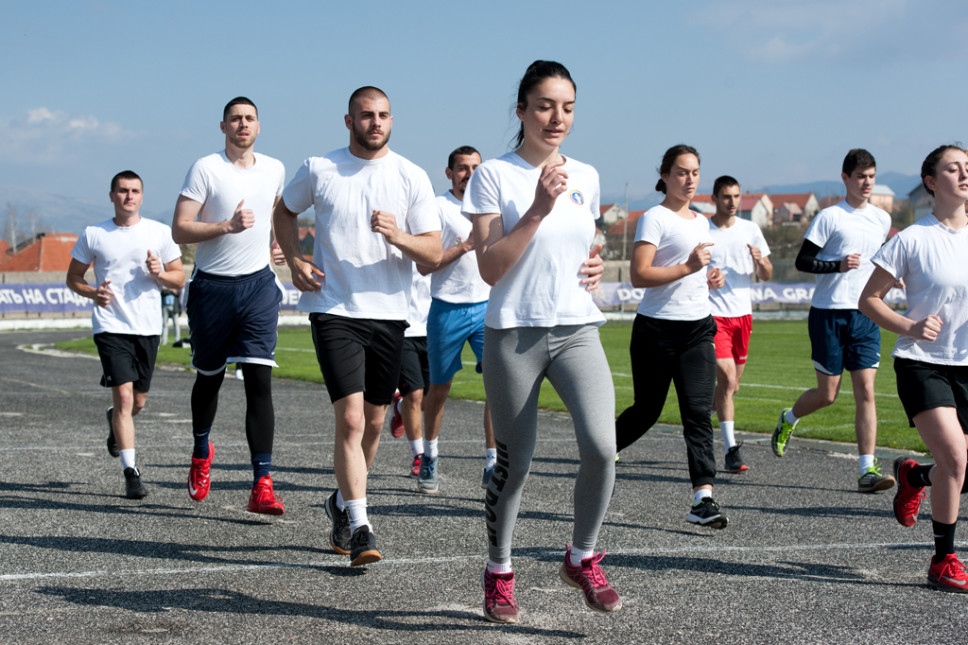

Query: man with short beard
[
  {"left": 172, "top": 97, "right": 288, "bottom": 516},
  {"left": 273, "top": 86, "right": 441, "bottom": 566}
]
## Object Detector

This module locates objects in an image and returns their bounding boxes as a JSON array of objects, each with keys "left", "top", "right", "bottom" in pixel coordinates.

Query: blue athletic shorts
[
  {"left": 427, "top": 299, "right": 486, "bottom": 384},
  {"left": 807, "top": 307, "right": 880, "bottom": 375},
  {"left": 309, "top": 313, "right": 406, "bottom": 405},
  {"left": 186, "top": 266, "right": 282, "bottom": 375},
  {"left": 94, "top": 332, "right": 159, "bottom": 392}
]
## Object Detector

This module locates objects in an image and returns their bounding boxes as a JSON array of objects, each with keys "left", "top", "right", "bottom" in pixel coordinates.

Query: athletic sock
[
  {"left": 344, "top": 498, "right": 371, "bottom": 532},
  {"left": 193, "top": 427, "right": 212, "bottom": 459},
  {"left": 784, "top": 409, "right": 799, "bottom": 426},
  {"left": 335, "top": 488, "right": 346, "bottom": 511},
  {"left": 423, "top": 438, "right": 439, "bottom": 460},
  {"left": 487, "top": 559, "right": 512, "bottom": 574},
  {"left": 569, "top": 546, "right": 594, "bottom": 566},
  {"left": 720, "top": 420, "right": 736, "bottom": 452},
  {"left": 933, "top": 519, "right": 957, "bottom": 562},
  {"left": 119, "top": 449, "right": 136, "bottom": 471},
  {"left": 408, "top": 439, "right": 422, "bottom": 459},
  {"left": 909, "top": 463, "right": 933, "bottom": 488},
  {"left": 252, "top": 453, "right": 271, "bottom": 485},
  {"left": 485, "top": 448, "right": 497, "bottom": 470},
  {"left": 859, "top": 454, "right": 875, "bottom": 475},
  {"left": 693, "top": 489, "right": 712, "bottom": 505}
]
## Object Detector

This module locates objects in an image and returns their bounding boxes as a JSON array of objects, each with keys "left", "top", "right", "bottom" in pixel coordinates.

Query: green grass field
[{"left": 55, "top": 319, "right": 925, "bottom": 453}]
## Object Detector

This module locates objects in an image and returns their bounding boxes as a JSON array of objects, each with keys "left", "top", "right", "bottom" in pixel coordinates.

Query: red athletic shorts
[{"left": 713, "top": 314, "right": 752, "bottom": 364}]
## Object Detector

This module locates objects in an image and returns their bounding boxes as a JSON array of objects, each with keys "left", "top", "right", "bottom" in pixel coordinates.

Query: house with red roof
[
  {"left": 770, "top": 193, "right": 818, "bottom": 224},
  {"left": 0, "top": 232, "right": 78, "bottom": 273}
]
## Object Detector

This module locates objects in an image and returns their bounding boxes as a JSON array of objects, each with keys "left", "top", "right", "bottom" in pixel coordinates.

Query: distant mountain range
[
  {"left": 1, "top": 172, "right": 922, "bottom": 239},
  {"left": 0, "top": 185, "right": 170, "bottom": 238},
  {"left": 611, "top": 172, "right": 922, "bottom": 213}
]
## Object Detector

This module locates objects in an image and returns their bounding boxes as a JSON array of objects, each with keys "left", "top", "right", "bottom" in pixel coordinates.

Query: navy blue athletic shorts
[
  {"left": 807, "top": 307, "right": 880, "bottom": 375},
  {"left": 186, "top": 266, "right": 282, "bottom": 375}
]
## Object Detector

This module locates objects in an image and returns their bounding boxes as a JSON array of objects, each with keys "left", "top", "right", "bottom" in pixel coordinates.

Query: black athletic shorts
[
  {"left": 894, "top": 357, "right": 968, "bottom": 433},
  {"left": 398, "top": 336, "right": 429, "bottom": 397},
  {"left": 309, "top": 313, "right": 407, "bottom": 405},
  {"left": 94, "top": 332, "right": 159, "bottom": 392}
]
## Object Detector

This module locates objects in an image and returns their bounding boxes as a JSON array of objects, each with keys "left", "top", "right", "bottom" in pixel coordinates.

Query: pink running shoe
[
  {"left": 187, "top": 443, "right": 214, "bottom": 502},
  {"left": 390, "top": 391, "right": 404, "bottom": 438},
  {"left": 247, "top": 474, "right": 284, "bottom": 515},
  {"left": 559, "top": 545, "right": 622, "bottom": 612},
  {"left": 482, "top": 569, "right": 519, "bottom": 624}
]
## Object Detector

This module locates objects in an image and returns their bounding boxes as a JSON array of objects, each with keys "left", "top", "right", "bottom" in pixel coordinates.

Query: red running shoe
[
  {"left": 482, "top": 569, "right": 518, "bottom": 624},
  {"left": 187, "top": 442, "right": 214, "bottom": 502},
  {"left": 410, "top": 453, "right": 423, "bottom": 478},
  {"left": 559, "top": 545, "right": 622, "bottom": 612},
  {"left": 892, "top": 457, "right": 926, "bottom": 527},
  {"left": 390, "top": 391, "right": 404, "bottom": 438},
  {"left": 928, "top": 553, "right": 968, "bottom": 593},
  {"left": 247, "top": 474, "right": 285, "bottom": 515}
]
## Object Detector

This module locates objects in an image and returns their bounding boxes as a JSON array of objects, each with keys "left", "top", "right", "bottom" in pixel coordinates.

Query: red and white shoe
[
  {"left": 247, "top": 474, "right": 284, "bottom": 515},
  {"left": 390, "top": 391, "right": 404, "bottom": 438},
  {"left": 187, "top": 443, "right": 214, "bottom": 502},
  {"left": 927, "top": 553, "right": 968, "bottom": 593},
  {"left": 410, "top": 453, "right": 423, "bottom": 478}
]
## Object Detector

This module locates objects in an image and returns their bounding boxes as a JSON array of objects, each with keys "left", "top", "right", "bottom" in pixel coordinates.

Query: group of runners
[{"left": 64, "top": 59, "right": 968, "bottom": 623}]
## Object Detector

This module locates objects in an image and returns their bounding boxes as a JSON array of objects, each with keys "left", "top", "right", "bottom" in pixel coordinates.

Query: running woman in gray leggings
[{"left": 464, "top": 60, "right": 621, "bottom": 624}]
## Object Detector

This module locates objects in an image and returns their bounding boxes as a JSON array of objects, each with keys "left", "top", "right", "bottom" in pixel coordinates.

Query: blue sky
[{"left": 1, "top": 0, "right": 965, "bottom": 215}]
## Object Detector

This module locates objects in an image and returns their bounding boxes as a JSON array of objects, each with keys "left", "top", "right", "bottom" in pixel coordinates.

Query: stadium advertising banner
[{"left": 0, "top": 281, "right": 905, "bottom": 315}]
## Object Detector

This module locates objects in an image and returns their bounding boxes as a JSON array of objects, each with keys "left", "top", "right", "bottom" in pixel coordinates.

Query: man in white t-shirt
[
  {"left": 772, "top": 148, "right": 895, "bottom": 493},
  {"left": 412, "top": 146, "right": 496, "bottom": 495},
  {"left": 67, "top": 170, "right": 185, "bottom": 500},
  {"left": 273, "top": 86, "right": 442, "bottom": 566},
  {"left": 708, "top": 176, "right": 772, "bottom": 474},
  {"left": 172, "top": 97, "right": 288, "bottom": 515}
]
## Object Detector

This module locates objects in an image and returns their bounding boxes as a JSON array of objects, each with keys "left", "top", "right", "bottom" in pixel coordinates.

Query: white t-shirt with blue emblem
[{"left": 462, "top": 152, "right": 604, "bottom": 329}]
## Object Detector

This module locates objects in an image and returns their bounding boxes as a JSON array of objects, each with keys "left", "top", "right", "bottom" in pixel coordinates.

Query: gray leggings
[{"left": 483, "top": 324, "right": 616, "bottom": 564}]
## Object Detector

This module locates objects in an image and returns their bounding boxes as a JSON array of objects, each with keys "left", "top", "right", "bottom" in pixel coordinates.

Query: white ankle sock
[
  {"left": 120, "top": 449, "right": 136, "bottom": 471},
  {"left": 720, "top": 420, "right": 736, "bottom": 452},
  {"left": 335, "top": 488, "right": 346, "bottom": 510},
  {"left": 859, "top": 454, "right": 875, "bottom": 474},
  {"left": 423, "top": 438, "right": 438, "bottom": 460},
  {"left": 784, "top": 409, "right": 799, "bottom": 425},
  {"left": 409, "top": 439, "right": 422, "bottom": 458},
  {"left": 693, "top": 489, "right": 712, "bottom": 505},
  {"left": 569, "top": 546, "right": 594, "bottom": 566},
  {"left": 487, "top": 559, "right": 512, "bottom": 574},
  {"left": 485, "top": 448, "right": 497, "bottom": 469},
  {"left": 344, "top": 497, "right": 371, "bottom": 532}
]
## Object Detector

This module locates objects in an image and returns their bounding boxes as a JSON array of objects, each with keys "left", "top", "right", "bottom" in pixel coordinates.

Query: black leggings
[
  {"left": 191, "top": 364, "right": 275, "bottom": 455},
  {"left": 616, "top": 314, "right": 718, "bottom": 488}
]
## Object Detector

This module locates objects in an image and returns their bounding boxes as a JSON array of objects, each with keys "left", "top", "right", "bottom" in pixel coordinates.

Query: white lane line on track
[{"left": 1, "top": 540, "right": 954, "bottom": 583}]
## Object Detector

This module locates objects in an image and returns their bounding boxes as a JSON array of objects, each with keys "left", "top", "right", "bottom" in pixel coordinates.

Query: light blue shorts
[{"left": 427, "top": 299, "right": 486, "bottom": 384}]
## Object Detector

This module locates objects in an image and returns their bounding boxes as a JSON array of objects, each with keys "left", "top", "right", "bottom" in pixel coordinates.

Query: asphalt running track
[{"left": 0, "top": 328, "right": 964, "bottom": 644}]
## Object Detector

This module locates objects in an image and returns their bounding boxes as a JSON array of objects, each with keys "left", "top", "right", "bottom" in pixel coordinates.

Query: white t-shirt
[
  {"left": 804, "top": 200, "right": 890, "bottom": 309},
  {"left": 281, "top": 148, "right": 439, "bottom": 320},
  {"left": 462, "top": 152, "right": 605, "bottom": 329},
  {"left": 708, "top": 217, "right": 771, "bottom": 318},
  {"left": 431, "top": 191, "right": 491, "bottom": 304},
  {"left": 872, "top": 214, "right": 968, "bottom": 366},
  {"left": 71, "top": 217, "right": 181, "bottom": 336},
  {"left": 406, "top": 266, "right": 431, "bottom": 338},
  {"left": 179, "top": 151, "right": 285, "bottom": 276},
  {"left": 634, "top": 205, "right": 712, "bottom": 321}
]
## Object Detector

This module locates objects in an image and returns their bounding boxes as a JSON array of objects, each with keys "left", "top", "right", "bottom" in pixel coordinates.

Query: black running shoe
[
  {"left": 123, "top": 467, "right": 147, "bottom": 499},
  {"left": 106, "top": 407, "right": 119, "bottom": 458},
  {"left": 324, "top": 491, "right": 351, "bottom": 555},
  {"left": 724, "top": 444, "right": 749, "bottom": 473},
  {"left": 349, "top": 525, "right": 382, "bottom": 566},
  {"left": 686, "top": 497, "right": 727, "bottom": 529}
]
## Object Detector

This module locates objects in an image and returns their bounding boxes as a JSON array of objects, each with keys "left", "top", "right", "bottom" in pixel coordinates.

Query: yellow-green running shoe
[{"left": 772, "top": 409, "right": 797, "bottom": 457}]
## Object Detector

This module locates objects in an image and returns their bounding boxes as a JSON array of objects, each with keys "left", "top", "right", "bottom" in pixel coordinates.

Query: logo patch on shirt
[{"left": 569, "top": 191, "right": 584, "bottom": 205}]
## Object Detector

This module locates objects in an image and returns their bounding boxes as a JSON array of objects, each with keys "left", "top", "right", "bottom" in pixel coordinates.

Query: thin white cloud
[{"left": 0, "top": 107, "right": 135, "bottom": 165}]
